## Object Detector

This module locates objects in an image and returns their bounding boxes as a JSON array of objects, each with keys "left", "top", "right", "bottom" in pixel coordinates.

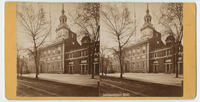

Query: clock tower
[
  {"left": 56, "top": 4, "right": 70, "bottom": 40},
  {"left": 140, "top": 4, "right": 154, "bottom": 39}
]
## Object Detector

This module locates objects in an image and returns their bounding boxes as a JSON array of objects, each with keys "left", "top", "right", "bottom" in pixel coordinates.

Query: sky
[{"left": 16, "top": 2, "right": 168, "bottom": 56}]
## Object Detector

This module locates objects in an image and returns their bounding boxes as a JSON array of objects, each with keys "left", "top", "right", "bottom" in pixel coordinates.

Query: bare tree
[
  {"left": 159, "top": 3, "right": 183, "bottom": 78},
  {"left": 17, "top": 5, "right": 52, "bottom": 78},
  {"left": 101, "top": 5, "right": 136, "bottom": 78},
  {"left": 73, "top": 3, "right": 100, "bottom": 79}
]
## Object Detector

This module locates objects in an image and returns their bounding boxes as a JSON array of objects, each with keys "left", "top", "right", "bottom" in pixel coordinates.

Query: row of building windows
[
  {"left": 45, "top": 56, "right": 61, "bottom": 61},
  {"left": 41, "top": 47, "right": 62, "bottom": 57},
  {"left": 150, "top": 49, "right": 172, "bottom": 59},
  {"left": 67, "top": 65, "right": 90, "bottom": 74},
  {"left": 40, "top": 62, "right": 62, "bottom": 73},
  {"left": 66, "top": 49, "right": 88, "bottom": 59},
  {"left": 125, "top": 61, "right": 145, "bottom": 71},
  {"left": 125, "top": 46, "right": 146, "bottom": 57}
]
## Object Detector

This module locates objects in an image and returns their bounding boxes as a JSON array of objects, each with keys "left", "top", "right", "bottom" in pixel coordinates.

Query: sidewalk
[
  {"left": 106, "top": 73, "right": 183, "bottom": 87},
  {"left": 21, "top": 73, "right": 99, "bottom": 87}
]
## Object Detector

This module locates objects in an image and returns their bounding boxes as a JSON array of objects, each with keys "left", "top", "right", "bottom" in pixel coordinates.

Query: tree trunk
[
  {"left": 175, "top": 44, "right": 179, "bottom": 78},
  {"left": 34, "top": 49, "right": 39, "bottom": 79},
  {"left": 119, "top": 46, "right": 123, "bottom": 79},
  {"left": 89, "top": 43, "right": 95, "bottom": 79},
  {"left": 119, "top": 58, "right": 123, "bottom": 79},
  {"left": 34, "top": 57, "right": 38, "bottom": 78},
  {"left": 101, "top": 58, "right": 104, "bottom": 76},
  {"left": 20, "top": 65, "right": 22, "bottom": 77},
  {"left": 91, "top": 49, "right": 95, "bottom": 79}
]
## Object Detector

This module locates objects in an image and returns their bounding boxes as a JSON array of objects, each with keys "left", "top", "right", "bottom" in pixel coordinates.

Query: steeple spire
[
  {"left": 62, "top": 3, "right": 65, "bottom": 14},
  {"left": 59, "top": 3, "right": 67, "bottom": 24},
  {"left": 146, "top": 3, "right": 149, "bottom": 14},
  {"left": 144, "top": 3, "right": 152, "bottom": 25},
  {"left": 141, "top": 3, "right": 153, "bottom": 31}
]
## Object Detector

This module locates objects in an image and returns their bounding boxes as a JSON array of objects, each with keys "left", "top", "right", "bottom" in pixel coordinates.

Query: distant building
[
  {"left": 121, "top": 5, "right": 183, "bottom": 74},
  {"left": 27, "top": 5, "right": 99, "bottom": 75}
]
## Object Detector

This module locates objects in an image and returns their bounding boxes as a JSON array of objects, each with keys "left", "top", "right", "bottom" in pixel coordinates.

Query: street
[
  {"left": 17, "top": 75, "right": 183, "bottom": 97},
  {"left": 99, "top": 76, "right": 183, "bottom": 97},
  {"left": 17, "top": 77, "right": 98, "bottom": 96}
]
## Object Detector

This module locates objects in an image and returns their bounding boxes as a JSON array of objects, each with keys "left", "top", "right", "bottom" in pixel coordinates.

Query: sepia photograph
[
  {"left": 16, "top": 2, "right": 100, "bottom": 97},
  {"left": 99, "top": 3, "right": 183, "bottom": 97},
  {"left": 16, "top": 2, "right": 183, "bottom": 97}
]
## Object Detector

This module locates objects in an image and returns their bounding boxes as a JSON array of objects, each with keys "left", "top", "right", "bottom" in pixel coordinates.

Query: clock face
[
  {"left": 142, "top": 28, "right": 153, "bottom": 38},
  {"left": 57, "top": 29, "right": 69, "bottom": 39}
]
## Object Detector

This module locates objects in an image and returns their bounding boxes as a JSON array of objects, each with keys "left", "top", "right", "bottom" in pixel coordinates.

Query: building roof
[
  {"left": 81, "top": 35, "right": 91, "bottom": 43},
  {"left": 165, "top": 34, "right": 175, "bottom": 42}
]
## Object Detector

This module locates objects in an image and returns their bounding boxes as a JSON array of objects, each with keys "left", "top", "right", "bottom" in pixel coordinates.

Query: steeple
[
  {"left": 62, "top": 3, "right": 65, "bottom": 14},
  {"left": 56, "top": 3, "right": 70, "bottom": 40},
  {"left": 146, "top": 3, "right": 149, "bottom": 15},
  {"left": 144, "top": 3, "right": 152, "bottom": 25},
  {"left": 141, "top": 3, "right": 153, "bottom": 32},
  {"left": 59, "top": 3, "right": 67, "bottom": 24},
  {"left": 140, "top": 3, "right": 155, "bottom": 39}
]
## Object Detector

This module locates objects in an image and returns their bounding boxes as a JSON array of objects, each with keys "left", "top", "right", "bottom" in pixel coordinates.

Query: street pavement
[
  {"left": 106, "top": 73, "right": 183, "bottom": 86},
  {"left": 18, "top": 73, "right": 183, "bottom": 97},
  {"left": 21, "top": 73, "right": 99, "bottom": 87},
  {"left": 17, "top": 77, "right": 98, "bottom": 96},
  {"left": 99, "top": 76, "right": 183, "bottom": 97}
]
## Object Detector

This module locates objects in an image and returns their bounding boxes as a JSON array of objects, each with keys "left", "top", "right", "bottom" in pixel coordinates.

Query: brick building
[
  {"left": 122, "top": 5, "right": 183, "bottom": 74},
  {"left": 27, "top": 5, "right": 99, "bottom": 75}
]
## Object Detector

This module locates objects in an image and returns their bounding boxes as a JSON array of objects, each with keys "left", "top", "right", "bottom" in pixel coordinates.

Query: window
[
  {"left": 129, "top": 50, "right": 131, "bottom": 56},
  {"left": 69, "top": 53, "right": 72, "bottom": 58},
  {"left": 166, "top": 49, "right": 171, "bottom": 56},
  {"left": 58, "top": 50, "right": 61, "bottom": 54},
  {"left": 81, "top": 51, "right": 86, "bottom": 56},
  {"left": 154, "top": 53, "right": 157, "bottom": 58},
  {"left": 58, "top": 47, "right": 61, "bottom": 50},
  {"left": 71, "top": 53, "right": 73, "bottom": 58},
  {"left": 143, "top": 61, "right": 145, "bottom": 68},
  {"left": 143, "top": 46, "right": 146, "bottom": 50},
  {"left": 53, "top": 50, "right": 55, "bottom": 55},
  {"left": 137, "top": 49, "right": 140, "bottom": 53},
  {"left": 66, "top": 54, "right": 69, "bottom": 59},
  {"left": 69, "top": 65, "right": 74, "bottom": 74},
  {"left": 132, "top": 49, "right": 135, "bottom": 56},
  {"left": 80, "top": 51, "right": 82, "bottom": 56},
  {"left": 168, "top": 49, "right": 171, "bottom": 55},
  {"left": 157, "top": 41, "right": 159, "bottom": 44},
  {"left": 143, "top": 49, "right": 145, "bottom": 54},
  {"left": 132, "top": 62, "right": 135, "bottom": 68}
]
